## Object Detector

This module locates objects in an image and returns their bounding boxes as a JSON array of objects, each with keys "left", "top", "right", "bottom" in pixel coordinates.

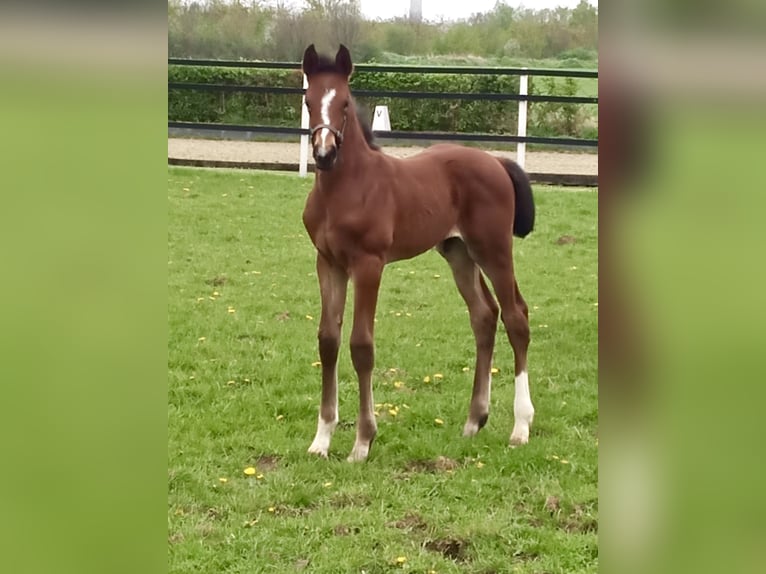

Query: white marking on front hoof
[
  {"left": 463, "top": 420, "right": 480, "bottom": 437},
  {"left": 308, "top": 417, "right": 336, "bottom": 458},
  {"left": 307, "top": 440, "right": 329, "bottom": 457},
  {"left": 509, "top": 424, "right": 530, "bottom": 446},
  {"left": 346, "top": 442, "right": 370, "bottom": 462}
]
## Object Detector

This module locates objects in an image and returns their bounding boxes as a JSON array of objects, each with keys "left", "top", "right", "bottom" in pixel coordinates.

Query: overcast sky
[
  {"left": 360, "top": 1, "right": 597, "bottom": 22},
  {"left": 262, "top": 1, "right": 598, "bottom": 22}
]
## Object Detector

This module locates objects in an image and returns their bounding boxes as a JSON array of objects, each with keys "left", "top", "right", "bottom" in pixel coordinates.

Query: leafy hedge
[{"left": 168, "top": 65, "right": 594, "bottom": 138}]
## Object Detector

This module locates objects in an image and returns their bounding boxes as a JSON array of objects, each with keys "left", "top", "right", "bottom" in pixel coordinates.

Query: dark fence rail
[{"left": 168, "top": 58, "right": 598, "bottom": 150}]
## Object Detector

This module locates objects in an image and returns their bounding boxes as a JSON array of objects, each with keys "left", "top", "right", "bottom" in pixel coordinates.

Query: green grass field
[{"left": 168, "top": 167, "right": 598, "bottom": 573}]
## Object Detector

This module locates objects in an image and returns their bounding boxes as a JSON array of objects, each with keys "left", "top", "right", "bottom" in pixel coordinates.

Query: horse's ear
[
  {"left": 302, "top": 44, "right": 319, "bottom": 77},
  {"left": 335, "top": 44, "right": 353, "bottom": 77}
]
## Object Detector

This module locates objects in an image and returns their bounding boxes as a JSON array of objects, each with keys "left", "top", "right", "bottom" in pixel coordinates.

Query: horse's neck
[{"left": 321, "top": 109, "right": 373, "bottom": 181}]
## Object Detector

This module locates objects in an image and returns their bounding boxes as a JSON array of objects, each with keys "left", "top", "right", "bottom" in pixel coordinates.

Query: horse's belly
[{"left": 387, "top": 220, "right": 457, "bottom": 263}]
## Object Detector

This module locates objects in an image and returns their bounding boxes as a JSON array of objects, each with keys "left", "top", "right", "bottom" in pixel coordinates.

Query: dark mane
[{"left": 354, "top": 102, "right": 381, "bottom": 151}]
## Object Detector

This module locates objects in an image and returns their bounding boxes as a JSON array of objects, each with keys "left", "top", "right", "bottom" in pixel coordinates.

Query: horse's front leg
[
  {"left": 347, "top": 255, "right": 384, "bottom": 462},
  {"left": 308, "top": 253, "right": 348, "bottom": 457}
]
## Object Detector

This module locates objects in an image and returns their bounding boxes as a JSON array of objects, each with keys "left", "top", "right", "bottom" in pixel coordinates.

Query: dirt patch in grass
[
  {"left": 269, "top": 504, "right": 314, "bottom": 517},
  {"left": 544, "top": 495, "right": 561, "bottom": 513},
  {"left": 206, "top": 275, "right": 228, "bottom": 286},
  {"left": 424, "top": 537, "right": 469, "bottom": 562},
  {"left": 387, "top": 512, "right": 428, "bottom": 531},
  {"left": 329, "top": 491, "right": 372, "bottom": 508},
  {"left": 255, "top": 454, "right": 280, "bottom": 472},
  {"left": 556, "top": 235, "right": 577, "bottom": 245},
  {"left": 404, "top": 456, "right": 461, "bottom": 473},
  {"left": 168, "top": 532, "right": 185, "bottom": 545},
  {"left": 333, "top": 524, "right": 360, "bottom": 536},
  {"left": 562, "top": 504, "right": 598, "bottom": 534}
]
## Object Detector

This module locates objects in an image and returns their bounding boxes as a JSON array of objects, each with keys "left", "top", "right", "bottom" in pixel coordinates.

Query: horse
[{"left": 301, "top": 44, "right": 536, "bottom": 462}]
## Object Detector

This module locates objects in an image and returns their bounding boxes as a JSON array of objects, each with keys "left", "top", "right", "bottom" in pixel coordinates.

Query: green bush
[{"left": 168, "top": 65, "right": 593, "bottom": 140}]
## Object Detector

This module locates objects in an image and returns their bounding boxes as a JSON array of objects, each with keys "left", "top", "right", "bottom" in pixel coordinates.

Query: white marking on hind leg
[
  {"left": 308, "top": 415, "right": 338, "bottom": 457},
  {"left": 510, "top": 370, "right": 534, "bottom": 446}
]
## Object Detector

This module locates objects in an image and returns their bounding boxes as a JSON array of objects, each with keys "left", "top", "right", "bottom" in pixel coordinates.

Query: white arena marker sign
[{"left": 372, "top": 105, "right": 391, "bottom": 131}]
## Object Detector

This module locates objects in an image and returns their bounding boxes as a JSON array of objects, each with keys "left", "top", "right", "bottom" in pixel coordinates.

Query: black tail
[{"left": 498, "top": 157, "right": 535, "bottom": 238}]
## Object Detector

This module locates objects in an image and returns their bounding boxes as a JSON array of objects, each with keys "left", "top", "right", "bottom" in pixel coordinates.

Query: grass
[{"left": 168, "top": 167, "right": 598, "bottom": 573}]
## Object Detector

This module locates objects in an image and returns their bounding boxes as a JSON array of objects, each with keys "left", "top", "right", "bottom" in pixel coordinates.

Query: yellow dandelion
[
  {"left": 401, "top": 404, "right": 410, "bottom": 409},
  {"left": 268, "top": 507, "right": 275, "bottom": 513},
  {"left": 393, "top": 381, "right": 404, "bottom": 389},
  {"left": 388, "top": 368, "right": 397, "bottom": 372},
  {"left": 462, "top": 367, "right": 470, "bottom": 372},
  {"left": 551, "top": 455, "right": 560, "bottom": 460},
  {"left": 243, "top": 467, "right": 256, "bottom": 476},
  {"left": 311, "top": 361, "right": 322, "bottom": 367},
  {"left": 196, "top": 297, "right": 204, "bottom": 302},
  {"left": 388, "top": 408, "right": 398, "bottom": 417},
  {"left": 256, "top": 474, "right": 264, "bottom": 479},
  {"left": 491, "top": 367, "right": 499, "bottom": 374},
  {"left": 433, "top": 373, "right": 443, "bottom": 379},
  {"left": 406, "top": 312, "right": 412, "bottom": 317},
  {"left": 305, "top": 314, "right": 314, "bottom": 320},
  {"left": 476, "top": 461, "right": 485, "bottom": 468},
  {"left": 395, "top": 312, "right": 402, "bottom": 317},
  {"left": 561, "top": 459, "right": 570, "bottom": 464},
  {"left": 218, "top": 477, "right": 228, "bottom": 483},
  {"left": 213, "top": 291, "right": 219, "bottom": 296},
  {"left": 276, "top": 414, "right": 284, "bottom": 421},
  {"left": 227, "top": 308, "right": 236, "bottom": 314},
  {"left": 323, "top": 481, "right": 332, "bottom": 487},
  {"left": 434, "top": 418, "right": 444, "bottom": 425},
  {"left": 244, "top": 378, "right": 250, "bottom": 383},
  {"left": 396, "top": 556, "right": 407, "bottom": 564},
  {"left": 423, "top": 376, "right": 431, "bottom": 383},
  {"left": 226, "top": 380, "right": 236, "bottom": 386},
  {"left": 433, "top": 274, "right": 441, "bottom": 278},
  {"left": 198, "top": 336, "right": 206, "bottom": 342}
]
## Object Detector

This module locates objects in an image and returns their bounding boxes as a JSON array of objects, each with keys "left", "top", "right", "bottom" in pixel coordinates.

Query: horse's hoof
[
  {"left": 463, "top": 421, "right": 479, "bottom": 437},
  {"left": 346, "top": 443, "right": 370, "bottom": 462},
  {"left": 509, "top": 426, "right": 530, "bottom": 446},
  {"left": 307, "top": 443, "right": 329, "bottom": 457}
]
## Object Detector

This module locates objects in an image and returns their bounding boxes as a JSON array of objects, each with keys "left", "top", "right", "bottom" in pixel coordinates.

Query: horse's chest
[{"left": 308, "top": 213, "right": 390, "bottom": 267}]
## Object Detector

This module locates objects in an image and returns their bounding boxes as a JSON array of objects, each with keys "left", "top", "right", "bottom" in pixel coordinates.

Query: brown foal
[{"left": 301, "top": 44, "right": 536, "bottom": 462}]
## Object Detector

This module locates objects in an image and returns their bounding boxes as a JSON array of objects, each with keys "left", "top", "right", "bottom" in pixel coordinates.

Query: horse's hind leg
[
  {"left": 474, "top": 251, "right": 534, "bottom": 446},
  {"left": 437, "top": 238, "right": 499, "bottom": 436}
]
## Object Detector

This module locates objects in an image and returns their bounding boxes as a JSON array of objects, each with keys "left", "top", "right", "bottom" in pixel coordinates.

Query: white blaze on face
[{"left": 318, "top": 88, "right": 337, "bottom": 150}]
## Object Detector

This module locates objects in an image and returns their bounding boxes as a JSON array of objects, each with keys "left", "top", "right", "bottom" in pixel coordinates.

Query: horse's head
[{"left": 302, "top": 44, "right": 353, "bottom": 171}]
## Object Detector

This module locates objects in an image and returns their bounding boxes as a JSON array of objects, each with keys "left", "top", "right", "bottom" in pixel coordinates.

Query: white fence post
[
  {"left": 299, "top": 74, "right": 309, "bottom": 177},
  {"left": 516, "top": 70, "right": 528, "bottom": 170}
]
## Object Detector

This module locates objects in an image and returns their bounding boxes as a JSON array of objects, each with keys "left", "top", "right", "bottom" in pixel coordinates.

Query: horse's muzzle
[{"left": 313, "top": 145, "right": 338, "bottom": 171}]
